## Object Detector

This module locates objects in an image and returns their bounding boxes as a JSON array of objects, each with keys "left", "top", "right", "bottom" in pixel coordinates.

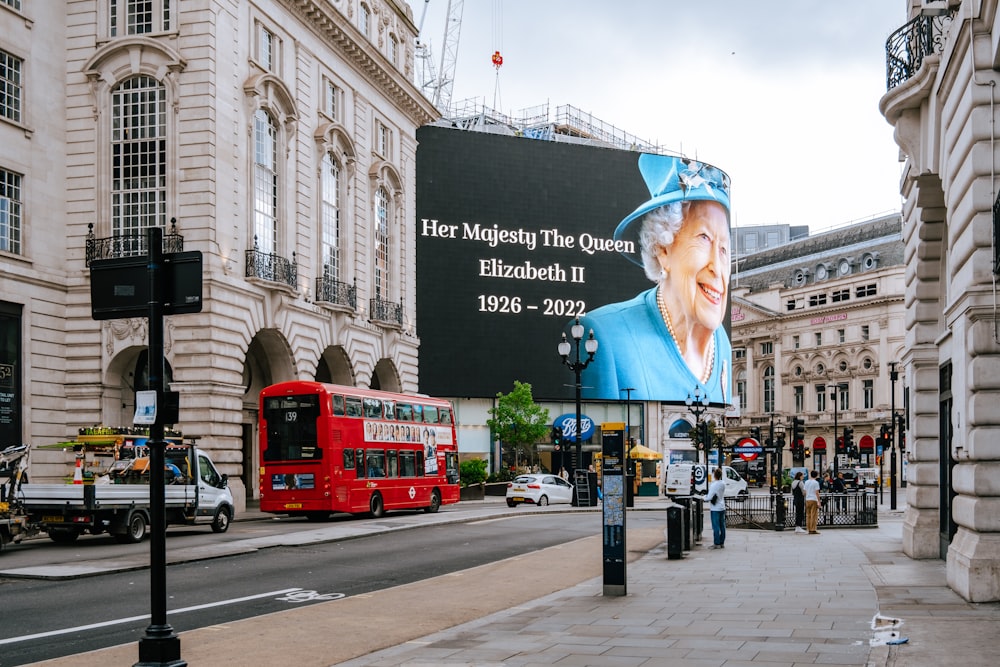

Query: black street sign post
[
  {"left": 601, "top": 422, "right": 626, "bottom": 596},
  {"left": 89, "top": 226, "right": 201, "bottom": 667}
]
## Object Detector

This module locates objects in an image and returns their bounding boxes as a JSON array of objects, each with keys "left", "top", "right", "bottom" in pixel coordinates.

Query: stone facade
[
  {"left": 0, "top": 0, "right": 436, "bottom": 511},
  {"left": 880, "top": 0, "right": 1000, "bottom": 601},
  {"left": 730, "top": 216, "right": 906, "bottom": 478}
]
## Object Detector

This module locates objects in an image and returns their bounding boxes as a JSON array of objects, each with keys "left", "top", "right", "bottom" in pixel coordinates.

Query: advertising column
[{"left": 601, "top": 422, "right": 626, "bottom": 596}]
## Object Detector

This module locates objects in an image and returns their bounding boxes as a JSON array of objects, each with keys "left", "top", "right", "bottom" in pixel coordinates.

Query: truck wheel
[
  {"left": 115, "top": 512, "right": 148, "bottom": 544},
  {"left": 49, "top": 528, "right": 80, "bottom": 544},
  {"left": 369, "top": 492, "right": 385, "bottom": 518},
  {"left": 423, "top": 489, "right": 441, "bottom": 513},
  {"left": 211, "top": 506, "right": 232, "bottom": 533}
]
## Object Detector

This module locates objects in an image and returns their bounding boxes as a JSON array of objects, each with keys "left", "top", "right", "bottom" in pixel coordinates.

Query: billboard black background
[{"left": 416, "top": 126, "right": 653, "bottom": 401}]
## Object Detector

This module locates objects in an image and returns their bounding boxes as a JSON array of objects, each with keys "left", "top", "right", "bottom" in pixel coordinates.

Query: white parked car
[{"left": 505, "top": 474, "right": 574, "bottom": 507}]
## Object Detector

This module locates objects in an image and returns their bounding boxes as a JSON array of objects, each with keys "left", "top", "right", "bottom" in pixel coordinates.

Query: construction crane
[{"left": 414, "top": 0, "right": 465, "bottom": 112}]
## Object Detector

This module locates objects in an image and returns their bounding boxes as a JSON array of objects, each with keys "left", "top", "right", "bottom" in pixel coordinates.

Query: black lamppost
[
  {"left": 889, "top": 362, "right": 899, "bottom": 510},
  {"left": 830, "top": 383, "right": 847, "bottom": 479},
  {"left": 686, "top": 387, "right": 710, "bottom": 469},
  {"left": 559, "top": 318, "right": 598, "bottom": 488},
  {"left": 620, "top": 387, "right": 635, "bottom": 445}
]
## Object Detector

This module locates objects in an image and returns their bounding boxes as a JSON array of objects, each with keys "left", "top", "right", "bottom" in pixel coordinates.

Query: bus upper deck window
[
  {"left": 423, "top": 406, "right": 439, "bottom": 423},
  {"left": 332, "top": 395, "right": 346, "bottom": 416},
  {"left": 363, "top": 397, "right": 383, "bottom": 419},
  {"left": 412, "top": 404, "right": 422, "bottom": 422},
  {"left": 440, "top": 408, "right": 453, "bottom": 424},
  {"left": 397, "top": 403, "right": 412, "bottom": 421},
  {"left": 345, "top": 397, "right": 362, "bottom": 417},
  {"left": 383, "top": 400, "right": 395, "bottom": 421}
]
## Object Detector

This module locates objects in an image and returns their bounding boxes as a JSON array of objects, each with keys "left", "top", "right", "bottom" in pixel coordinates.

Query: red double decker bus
[{"left": 258, "top": 381, "right": 460, "bottom": 519}]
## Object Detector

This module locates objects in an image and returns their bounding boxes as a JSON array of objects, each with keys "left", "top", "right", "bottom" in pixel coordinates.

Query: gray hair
[{"left": 638, "top": 201, "right": 686, "bottom": 282}]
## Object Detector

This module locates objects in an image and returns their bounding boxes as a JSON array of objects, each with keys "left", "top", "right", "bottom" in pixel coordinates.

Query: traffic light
[
  {"left": 552, "top": 426, "right": 563, "bottom": 450},
  {"left": 843, "top": 427, "right": 854, "bottom": 454},
  {"left": 750, "top": 426, "right": 761, "bottom": 443},
  {"left": 803, "top": 447, "right": 811, "bottom": 458},
  {"left": 879, "top": 424, "right": 890, "bottom": 450},
  {"left": 701, "top": 420, "right": 711, "bottom": 449},
  {"left": 792, "top": 417, "right": 808, "bottom": 458}
]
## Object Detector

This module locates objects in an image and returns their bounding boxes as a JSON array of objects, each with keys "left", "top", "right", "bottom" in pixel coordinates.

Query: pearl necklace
[{"left": 657, "top": 287, "right": 715, "bottom": 384}]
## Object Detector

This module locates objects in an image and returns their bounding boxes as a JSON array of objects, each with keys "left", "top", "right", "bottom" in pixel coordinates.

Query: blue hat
[{"left": 614, "top": 154, "right": 731, "bottom": 267}]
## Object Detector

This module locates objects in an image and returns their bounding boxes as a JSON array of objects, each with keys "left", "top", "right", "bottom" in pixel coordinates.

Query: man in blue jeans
[{"left": 707, "top": 467, "right": 726, "bottom": 548}]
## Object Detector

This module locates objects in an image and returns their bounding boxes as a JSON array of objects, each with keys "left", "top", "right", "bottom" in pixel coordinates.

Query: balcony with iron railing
[
  {"left": 885, "top": 10, "right": 955, "bottom": 92},
  {"left": 369, "top": 297, "right": 402, "bottom": 327},
  {"left": 85, "top": 219, "right": 183, "bottom": 266},
  {"left": 246, "top": 237, "right": 297, "bottom": 289},
  {"left": 315, "top": 273, "right": 356, "bottom": 309}
]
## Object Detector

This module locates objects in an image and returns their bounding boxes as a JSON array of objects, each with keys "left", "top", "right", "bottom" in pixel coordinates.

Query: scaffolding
[{"left": 435, "top": 99, "right": 683, "bottom": 157}]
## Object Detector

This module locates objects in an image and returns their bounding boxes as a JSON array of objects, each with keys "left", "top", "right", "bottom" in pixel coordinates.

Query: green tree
[
  {"left": 689, "top": 419, "right": 725, "bottom": 463},
  {"left": 487, "top": 381, "right": 551, "bottom": 470}
]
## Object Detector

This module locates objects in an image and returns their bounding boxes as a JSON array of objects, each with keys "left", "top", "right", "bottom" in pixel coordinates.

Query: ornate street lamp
[
  {"left": 686, "top": 387, "right": 711, "bottom": 469},
  {"left": 559, "top": 318, "right": 598, "bottom": 497}
]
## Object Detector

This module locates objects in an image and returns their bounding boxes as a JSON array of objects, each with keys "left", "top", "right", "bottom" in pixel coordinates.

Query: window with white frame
[
  {"left": 111, "top": 75, "right": 167, "bottom": 249},
  {"left": 373, "top": 185, "right": 390, "bottom": 301},
  {"left": 736, "top": 369, "right": 746, "bottom": 412},
  {"left": 257, "top": 23, "right": 278, "bottom": 72},
  {"left": 760, "top": 341, "right": 772, "bottom": 355},
  {"left": 324, "top": 78, "right": 342, "bottom": 122},
  {"left": 838, "top": 328, "right": 845, "bottom": 343},
  {"left": 321, "top": 153, "right": 341, "bottom": 281},
  {"left": 2, "top": 0, "right": 23, "bottom": 12},
  {"left": 375, "top": 120, "right": 392, "bottom": 160},
  {"left": 863, "top": 379, "right": 874, "bottom": 409},
  {"left": 253, "top": 108, "right": 278, "bottom": 254},
  {"left": 815, "top": 331, "right": 822, "bottom": 346},
  {"left": 762, "top": 366, "right": 775, "bottom": 413},
  {"left": 792, "top": 334, "right": 799, "bottom": 349},
  {"left": 839, "top": 386, "right": 849, "bottom": 411},
  {"left": 793, "top": 385, "right": 804, "bottom": 413},
  {"left": 0, "top": 49, "right": 22, "bottom": 123},
  {"left": 110, "top": 0, "right": 172, "bottom": 36},
  {"left": 861, "top": 324, "right": 870, "bottom": 341},
  {"left": 816, "top": 384, "right": 826, "bottom": 412},
  {"left": 360, "top": 3, "right": 371, "bottom": 38},
  {"left": 388, "top": 34, "right": 398, "bottom": 67},
  {"left": 0, "top": 167, "right": 22, "bottom": 254}
]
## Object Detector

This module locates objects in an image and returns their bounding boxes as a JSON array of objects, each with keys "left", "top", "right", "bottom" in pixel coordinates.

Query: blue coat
[{"left": 576, "top": 288, "right": 731, "bottom": 403}]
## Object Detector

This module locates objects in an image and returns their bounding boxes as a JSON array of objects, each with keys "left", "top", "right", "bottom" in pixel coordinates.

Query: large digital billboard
[{"left": 416, "top": 125, "right": 731, "bottom": 404}]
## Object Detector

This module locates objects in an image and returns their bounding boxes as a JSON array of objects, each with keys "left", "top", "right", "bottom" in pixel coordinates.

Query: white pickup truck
[{"left": 19, "top": 443, "right": 234, "bottom": 544}]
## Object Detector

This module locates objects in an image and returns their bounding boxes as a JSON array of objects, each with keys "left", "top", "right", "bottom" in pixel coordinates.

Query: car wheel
[
  {"left": 506, "top": 499, "right": 517, "bottom": 507},
  {"left": 538, "top": 495, "right": 549, "bottom": 506},
  {"left": 369, "top": 492, "right": 385, "bottom": 518},
  {"left": 211, "top": 506, "right": 232, "bottom": 533}
]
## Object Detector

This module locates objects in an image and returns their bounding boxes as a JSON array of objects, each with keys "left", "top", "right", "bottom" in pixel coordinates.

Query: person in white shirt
[
  {"left": 707, "top": 467, "right": 727, "bottom": 548},
  {"left": 804, "top": 469, "right": 822, "bottom": 534}
]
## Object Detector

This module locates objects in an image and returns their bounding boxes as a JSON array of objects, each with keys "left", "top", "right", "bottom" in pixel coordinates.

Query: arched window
[
  {"left": 763, "top": 366, "right": 775, "bottom": 413},
  {"left": 321, "top": 153, "right": 341, "bottom": 280},
  {"left": 111, "top": 75, "right": 166, "bottom": 251},
  {"left": 373, "top": 185, "right": 390, "bottom": 301},
  {"left": 253, "top": 108, "right": 278, "bottom": 254}
]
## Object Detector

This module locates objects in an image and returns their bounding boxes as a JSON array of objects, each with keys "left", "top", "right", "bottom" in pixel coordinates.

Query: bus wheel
[
  {"left": 423, "top": 489, "right": 441, "bottom": 514},
  {"left": 369, "top": 492, "right": 385, "bottom": 518}
]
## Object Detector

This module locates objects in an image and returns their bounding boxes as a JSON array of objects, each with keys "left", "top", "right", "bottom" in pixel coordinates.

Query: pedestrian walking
[
  {"left": 707, "top": 467, "right": 726, "bottom": 548},
  {"left": 791, "top": 471, "right": 806, "bottom": 533},
  {"left": 832, "top": 472, "right": 847, "bottom": 512},
  {"left": 805, "top": 469, "right": 822, "bottom": 534}
]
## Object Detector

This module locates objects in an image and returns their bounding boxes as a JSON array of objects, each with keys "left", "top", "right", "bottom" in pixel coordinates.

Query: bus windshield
[{"left": 262, "top": 394, "right": 322, "bottom": 461}]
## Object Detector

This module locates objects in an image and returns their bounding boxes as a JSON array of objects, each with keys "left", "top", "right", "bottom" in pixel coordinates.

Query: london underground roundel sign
[{"left": 734, "top": 437, "right": 762, "bottom": 461}]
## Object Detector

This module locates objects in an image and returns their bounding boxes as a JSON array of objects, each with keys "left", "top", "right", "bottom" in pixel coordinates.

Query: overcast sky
[{"left": 408, "top": 1, "right": 907, "bottom": 233}]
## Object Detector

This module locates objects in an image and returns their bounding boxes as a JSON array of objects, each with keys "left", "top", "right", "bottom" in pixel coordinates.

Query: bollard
[
  {"left": 666, "top": 504, "right": 685, "bottom": 559},
  {"left": 774, "top": 492, "right": 786, "bottom": 531}
]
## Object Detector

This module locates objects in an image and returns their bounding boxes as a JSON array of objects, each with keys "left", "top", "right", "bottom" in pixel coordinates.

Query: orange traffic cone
[{"left": 73, "top": 456, "right": 84, "bottom": 484}]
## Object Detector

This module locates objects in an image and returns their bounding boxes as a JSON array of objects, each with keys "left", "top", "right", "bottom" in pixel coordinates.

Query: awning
[{"left": 628, "top": 444, "right": 662, "bottom": 460}]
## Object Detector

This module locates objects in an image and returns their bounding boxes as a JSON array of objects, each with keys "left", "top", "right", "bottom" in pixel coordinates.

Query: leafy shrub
[{"left": 459, "top": 458, "right": 488, "bottom": 487}]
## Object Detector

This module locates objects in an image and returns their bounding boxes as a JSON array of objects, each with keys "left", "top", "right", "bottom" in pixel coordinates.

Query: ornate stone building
[
  {"left": 730, "top": 216, "right": 906, "bottom": 479},
  {"left": 880, "top": 0, "right": 1000, "bottom": 601},
  {"left": 0, "top": 0, "right": 435, "bottom": 510}
]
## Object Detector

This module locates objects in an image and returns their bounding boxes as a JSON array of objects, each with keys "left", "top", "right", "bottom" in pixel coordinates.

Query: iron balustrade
[
  {"left": 724, "top": 491, "right": 878, "bottom": 530},
  {"left": 85, "top": 221, "right": 183, "bottom": 266},
  {"left": 369, "top": 297, "right": 402, "bottom": 325},
  {"left": 245, "top": 247, "right": 297, "bottom": 288},
  {"left": 885, "top": 11, "right": 955, "bottom": 91},
  {"left": 315, "top": 274, "right": 356, "bottom": 308}
]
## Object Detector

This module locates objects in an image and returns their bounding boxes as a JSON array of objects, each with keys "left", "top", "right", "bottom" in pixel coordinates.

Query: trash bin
[
  {"left": 672, "top": 496, "right": 696, "bottom": 550},
  {"left": 666, "top": 504, "right": 686, "bottom": 559}
]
